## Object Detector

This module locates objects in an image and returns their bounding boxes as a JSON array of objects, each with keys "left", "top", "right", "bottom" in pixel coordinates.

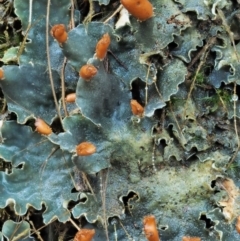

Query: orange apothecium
[
  {"left": 95, "top": 33, "right": 111, "bottom": 60},
  {"left": 121, "top": 0, "right": 153, "bottom": 21},
  {"left": 79, "top": 64, "right": 98, "bottom": 80},
  {"left": 65, "top": 93, "right": 76, "bottom": 103},
  {"left": 76, "top": 142, "right": 96, "bottom": 156},
  {"left": 35, "top": 118, "right": 52, "bottom": 135},
  {"left": 50, "top": 24, "right": 68, "bottom": 43},
  {"left": 131, "top": 99, "right": 144, "bottom": 116},
  {"left": 0, "top": 68, "right": 4, "bottom": 80},
  {"left": 73, "top": 229, "right": 95, "bottom": 241},
  {"left": 143, "top": 215, "right": 160, "bottom": 241}
]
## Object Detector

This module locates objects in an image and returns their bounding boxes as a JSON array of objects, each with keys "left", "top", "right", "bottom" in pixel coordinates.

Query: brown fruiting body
[
  {"left": 65, "top": 93, "right": 76, "bottom": 103},
  {"left": 236, "top": 216, "right": 240, "bottom": 233},
  {"left": 121, "top": 0, "right": 153, "bottom": 21},
  {"left": 35, "top": 118, "right": 52, "bottom": 135},
  {"left": 79, "top": 64, "right": 98, "bottom": 80},
  {"left": 95, "top": 33, "right": 111, "bottom": 60},
  {"left": 0, "top": 68, "right": 4, "bottom": 80},
  {"left": 73, "top": 229, "right": 95, "bottom": 241},
  {"left": 76, "top": 142, "right": 96, "bottom": 156},
  {"left": 131, "top": 99, "right": 144, "bottom": 116},
  {"left": 50, "top": 24, "right": 68, "bottom": 43},
  {"left": 143, "top": 215, "right": 160, "bottom": 241}
]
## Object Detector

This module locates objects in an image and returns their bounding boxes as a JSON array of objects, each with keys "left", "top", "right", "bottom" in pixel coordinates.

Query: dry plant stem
[
  {"left": 100, "top": 169, "right": 110, "bottom": 241},
  {"left": 107, "top": 50, "right": 128, "bottom": 70},
  {"left": 187, "top": 36, "right": 216, "bottom": 70},
  {"left": 73, "top": 0, "right": 78, "bottom": 10},
  {"left": 151, "top": 141, "right": 157, "bottom": 172},
  {"left": 0, "top": 30, "right": 10, "bottom": 50},
  {"left": 17, "top": 0, "right": 33, "bottom": 62},
  {"left": 1, "top": 98, "right": 7, "bottom": 114},
  {"left": 61, "top": 150, "right": 80, "bottom": 197},
  {"left": 184, "top": 45, "right": 211, "bottom": 118},
  {"left": 46, "top": 0, "right": 63, "bottom": 126},
  {"left": 103, "top": 4, "right": 123, "bottom": 24},
  {"left": 145, "top": 64, "right": 151, "bottom": 105},
  {"left": 119, "top": 221, "right": 132, "bottom": 240},
  {"left": 69, "top": 218, "right": 80, "bottom": 231},
  {"left": 70, "top": 0, "right": 75, "bottom": 29},
  {"left": 217, "top": 8, "right": 240, "bottom": 167},
  {"left": 113, "top": 223, "right": 118, "bottom": 241},
  {"left": 39, "top": 146, "right": 60, "bottom": 179},
  {"left": 217, "top": 9, "right": 239, "bottom": 62},
  {"left": 81, "top": 172, "right": 97, "bottom": 201},
  {"left": 61, "top": 57, "right": 68, "bottom": 117},
  {"left": 83, "top": 0, "right": 94, "bottom": 24},
  {"left": 29, "top": 218, "right": 57, "bottom": 236},
  {"left": 214, "top": 88, "right": 228, "bottom": 113},
  {"left": 29, "top": 220, "right": 44, "bottom": 241},
  {"left": 152, "top": 70, "right": 163, "bottom": 101},
  {"left": 61, "top": 0, "right": 75, "bottom": 117},
  {"left": 0, "top": 1, "right": 13, "bottom": 21},
  {"left": 9, "top": 218, "right": 23, "bottom": 241},
  {"left": 58, "top": 226, "right": 68, "bottom": 241},
  {"left": 154, "top": 81, "right": 163, "bottom": 100},
  {"left": 9, "top": 215, "right": 31, "bottom": 241},
  {"left": 169, "top": 100, "right": 186, "bottom": 147},
  {"left": 227, "top": 81, "right": 240, "bottom": 168}
]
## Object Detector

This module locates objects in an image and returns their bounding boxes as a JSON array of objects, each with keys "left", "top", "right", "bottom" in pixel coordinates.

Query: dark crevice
[
  {"left": 0, "top": 159, "right": 12, "bottom": 173},
  {"left": 51, "top": 117, "right": 64, "bottom": 134},
  {"left": 184, "top": 147, "right": 198, "bottom": 161},
  {"left": 168, "top": 41, "right": 178, "bottom": 51},
  {"left": 211, "top": 180, "right": 216, "bottom": 188},
  {"left": 13, "top": 19, "right": 22, "bottom": 31},
  {"left": 131, "top": 78, "right": 145, "bottom": 105},
  {"left": 108, "top": 216, "right": 119, "bottom": 226},
  {"left": 160, "top": 225, "right": 168, "bottom": 230},
  {"left": 120, "top": 191, "right": 139, "bottom": 215},
  {"left": 67, "top": 196, "right": 87, "bottom": 210},
  {"left": 6, "top": 112, "right": 17, "bottom": 121},
  {"left": 15, "top": 163, "right": 23, "bottom": 169},
  {"left": 200, "top": 214, "right": 215, "bottom": 229},
  {"left": 71, "top": 187, "right": 79, "bottom": 193},
  {"left": 159, "top": 139, "right": 167, "bottom": 148}
]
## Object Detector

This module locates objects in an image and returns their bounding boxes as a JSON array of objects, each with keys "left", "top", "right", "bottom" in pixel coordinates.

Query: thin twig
[
  {"left": 119, "top": 221, "right": 132, "bottom": 240},
  {"left": 187, "top": 36, "right": 216, "bottom": 70},
  {"left": 61, "top": 57, "right": 68, "bottom": 117},
  {"left": 39, "top": 147, "right": 60, "bottom": 180},
  {"left": 100, "top": 169, "right": 109, "bottom": 241},
  {"left": 46, "top": 0, "right": 63, "bottom": 126},
  {"left": 103, "top": 4, "right": 123, "bottom": 24},
  {"left": 145, "top": 64, "right": 151, "bottom": 105},
  {"left": 70, "top": 0, "right": 75, "bottom": 29},
  {"left": 69, "top": 218, "right": 80, "bottom": 231},
  {"left": 81, "top": 172, "right": 97, "bottom": 201},
  {"left": 29, "top": 218, "right": 57, "bottom": 236},
  {"left": 215, "top": 88, "right": 228, "bottom": 113},
  {"left": 184, "top": 46, "right": 211, "bottom": 117},
  {"left": 17, "top": 0, "right": 33, "bottom": 62},
  {"left": 83, "top": 0, "right": 94, "bottom": 24},
  {"left": 61, "top": 0, "right": 75, "bottom": 117},
  {"left": 29, "top": 220, "right": 44, "bottom": 241},
  {"left": 169, "top": 100, "right": 187, "bottom": 147},
  {"left": 217, "top": 9, "right": 239, "bottom": 62},
  {"left": 114, "top": 223, "right": 118, "bottom": 241},
  {"left": 217, "top": 8, "right": 240, "bottom": 167},
  {"left": 107, "top": 50, "right": 128, "bottom": 70}
]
